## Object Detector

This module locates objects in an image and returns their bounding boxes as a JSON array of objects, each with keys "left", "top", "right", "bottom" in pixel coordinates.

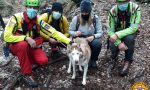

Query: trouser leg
[
  {"left": 30, "top": 48, "right": 48, "bottom": 65},
  {"left": 89, "top": 38, "right": 102, "bottom": 68},
  {"left": 9, "top": 41, "right": 32, "bottom": 74},
  {"left": 109, "top": 42, "right": 119, "bottom": 60},
  {"left": 90, "top": 38, "right": 102, "bottom": 61},
  {"left": 123, "top": 34, "right": 136, "bottom": 63}
]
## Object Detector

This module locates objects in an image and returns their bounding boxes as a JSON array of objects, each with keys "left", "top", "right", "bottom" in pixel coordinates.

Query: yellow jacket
[
  {"left": 3, "top": 12, "right": 71, "bottom": 44},
  {"left": 39, "top": 13, "right": 69, "bottom": 37}
]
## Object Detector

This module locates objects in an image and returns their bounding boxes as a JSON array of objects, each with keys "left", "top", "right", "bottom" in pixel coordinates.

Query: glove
[
  {"left": 49, "top": 38, "right": 58, "bottom": 44},
  {"left": 76, "top": 31, "right": 81, "bottom": 37},
  {"left": 25, "top": 37, "right": 36, "bottom": 48}
]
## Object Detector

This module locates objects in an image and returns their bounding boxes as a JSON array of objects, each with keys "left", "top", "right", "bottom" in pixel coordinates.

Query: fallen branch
[
  {"left": 0, "top": 56, "right": 15, "bottom": 68},
  {"left": 48, "top": 55, "right": 68, "bottom": 65}
]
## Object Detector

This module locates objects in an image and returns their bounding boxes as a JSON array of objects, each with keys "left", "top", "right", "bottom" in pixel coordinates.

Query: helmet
[
  {"left": 116, "top": 0, "right": 130, "bottom": 2},
  {"left": 24, "top": 0, "right": 40, "bottom": 7}
]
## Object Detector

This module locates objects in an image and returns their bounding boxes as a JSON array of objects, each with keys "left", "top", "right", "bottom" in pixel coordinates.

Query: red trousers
[{"left": 9, "top": 41, "right": 48, "bottom": 74}]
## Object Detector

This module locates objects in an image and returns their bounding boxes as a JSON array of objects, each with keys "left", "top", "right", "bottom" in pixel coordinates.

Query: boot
[
  {"left": 22, "top": 74, "right": 38, "bottom": 88},
  {"left": 91, "top": 60, "right": 98, "bottom": 69},
  {"left": 88, "top": 60, "right": 92, "bottom": 69},
  {"left": 88, "top": 60, "right": 98, "bottom": 69},
  {"left": 119, "top": 61, "right": 130, "bottom": 77}
]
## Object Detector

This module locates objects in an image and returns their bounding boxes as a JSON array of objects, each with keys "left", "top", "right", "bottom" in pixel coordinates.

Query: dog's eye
[{"left": 77, "top": 53, "right": 79, "bottom": 55}]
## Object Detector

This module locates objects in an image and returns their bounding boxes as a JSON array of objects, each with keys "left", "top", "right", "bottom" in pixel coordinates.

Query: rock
[{"left": 101, "top": 72, "right": 105, "bottom": 76}]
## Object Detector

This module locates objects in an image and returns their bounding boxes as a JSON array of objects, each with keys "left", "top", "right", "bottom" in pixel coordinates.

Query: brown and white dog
[{"left": 67, "top": 37, "right": 91, "bottom": 85}]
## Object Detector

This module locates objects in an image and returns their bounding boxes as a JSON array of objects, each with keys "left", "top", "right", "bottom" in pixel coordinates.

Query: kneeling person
[
  {"left": 108, "top": 0, "right": 141, "bottom": 76},
  {"left": 3, "top": 0, "right": 72, "bottom": 87},
  {"left": 39, "top": 2, "right": 69, "bottom": 58}
]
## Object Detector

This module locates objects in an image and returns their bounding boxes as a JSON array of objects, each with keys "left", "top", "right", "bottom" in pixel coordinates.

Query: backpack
[{"left": 76, "top": 15, "right": 96, "bottom": 32}]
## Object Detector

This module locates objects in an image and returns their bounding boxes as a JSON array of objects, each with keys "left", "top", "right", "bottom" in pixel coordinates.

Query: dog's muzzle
[{"left": 75, "top": 61, "right": 79, "bottom": 64}]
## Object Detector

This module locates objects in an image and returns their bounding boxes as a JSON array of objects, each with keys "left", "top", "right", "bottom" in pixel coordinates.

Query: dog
[{"left": 67, "top": 37, "right": 91, "bottom": 85}]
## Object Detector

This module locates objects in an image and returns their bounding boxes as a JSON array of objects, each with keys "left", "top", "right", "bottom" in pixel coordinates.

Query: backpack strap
[
  {"left": 93, "top": 15, "right": 96, "bottom": 33},
  {"left": 131, "top": 3, "right": 140, "bottom": 23},
  {"left": 60, "top": 16, "right": 64, "bottom": 32},
  {"left": 46, "top": 7, "right": 52, "bottom": 23},
  {"left": 76, "top": 15, "right": 80, "bottom": 31},
  {"left": 12, "top": 15, "right": 18, "bottom": 34},
  {"left": 47, "top": 12, "right": 51, "bottom": 24}
]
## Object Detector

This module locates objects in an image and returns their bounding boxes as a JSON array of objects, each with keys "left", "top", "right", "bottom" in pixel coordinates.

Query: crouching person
[
  {"left": 3, "top": 0, "right": 72, "bottom": 88},
  {"left": 69, "top": 0, "right": 103, "bottom": 69},
  {"left": 39, "top": 2, "right": 70, "bottom": 59},
  {"left": 108, "top": 0, "right": 141, "bottom": 76}
]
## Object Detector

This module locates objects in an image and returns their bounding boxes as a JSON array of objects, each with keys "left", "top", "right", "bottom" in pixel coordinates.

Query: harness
[{"left": 13, "top": 13, "right": 40, "bottom": 39}]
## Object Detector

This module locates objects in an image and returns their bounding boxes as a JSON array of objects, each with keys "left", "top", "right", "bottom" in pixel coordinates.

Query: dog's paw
[
  {"left": 82, "top": 81, "right": 86, "bottom": 85},
  {"left": 71, "top": 75, "right": 75, "bottom": 79},
  {"left": 67, "top": 69, "right": 71, "bottom": 73}
]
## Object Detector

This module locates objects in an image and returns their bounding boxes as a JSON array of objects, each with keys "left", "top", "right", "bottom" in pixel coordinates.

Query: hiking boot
[
  {"left": 32, "top": 65, "right": 39, "bottom": 71},
  {"left": 22, "top": 74, "right": 38, "bottom": 88},
  {"left": 88, "top": 60, "right": 98, "bottom": 69},
  {"left": 119, "top": 61, "right": 130, "bottom": 77},
  {"left": 91, "top": 61, "right": 98, "bottom": 69}
]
